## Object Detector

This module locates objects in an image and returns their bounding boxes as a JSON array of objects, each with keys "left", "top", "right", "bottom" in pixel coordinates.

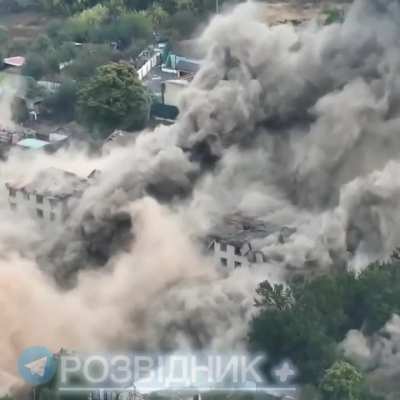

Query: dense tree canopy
[
  {"left": 44, "top": 79, "right": 78, "bottom": 121},
  {"left": 78, "top": 62, "right": 150, "bottom": 136},
  {"left": 248, "top": 259, "right": 400, "bottom": 390},
  {"left": 22, "top": 53, "right": 47, "bottom": 80},
  {"left": 63, "top": 45, "right": 115, "bottom": 80}
]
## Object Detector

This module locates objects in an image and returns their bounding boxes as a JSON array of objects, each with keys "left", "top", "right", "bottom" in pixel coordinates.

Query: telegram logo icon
[{"left": 18, "top": 347, "right": 57, "bottom": 385}]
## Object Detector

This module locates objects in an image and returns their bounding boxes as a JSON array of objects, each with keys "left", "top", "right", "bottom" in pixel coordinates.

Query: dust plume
[
  {"left": 3, "top": 0, "right": 400, "bottom": 396},
  {"left": 0, "top": 198, "right": 265, "bottom": 393}
]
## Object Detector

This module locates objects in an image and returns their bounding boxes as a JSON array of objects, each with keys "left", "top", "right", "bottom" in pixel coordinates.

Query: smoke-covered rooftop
[
  {"left": 6, "top": 167, "right": 91, "bottom": 199},
  {"left": 207, "top": 213, "right": 281, "bottom": 247}
]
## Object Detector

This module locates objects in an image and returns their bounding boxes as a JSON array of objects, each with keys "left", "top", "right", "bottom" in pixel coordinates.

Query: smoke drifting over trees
[{"left": 3, "top": 0, "right": 400, "bottom": 396}]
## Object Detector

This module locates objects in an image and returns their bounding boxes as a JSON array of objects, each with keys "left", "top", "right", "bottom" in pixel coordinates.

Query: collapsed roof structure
[
  {"left": 6, "top": 167, "right": 92, "bottom": 200},
  {"left": 5, "top": 167, "right": 100, "bottom": 225},
  {"left": 206, "top": 213, "right": 296, "bottom": 271},
  {"left": 207, "top": 212, "right": 281, "bottom": 247}
]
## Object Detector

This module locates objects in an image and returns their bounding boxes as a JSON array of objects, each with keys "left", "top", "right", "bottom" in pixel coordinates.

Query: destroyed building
[
  {"left": 103, "top": 130, "right": 136, "bottom": 151},
  {"left": 206, "top": 213, "right": 296, "bottom": 270},
  {"left": 5, "top": 167, "right": 98, "bottom": 223}
]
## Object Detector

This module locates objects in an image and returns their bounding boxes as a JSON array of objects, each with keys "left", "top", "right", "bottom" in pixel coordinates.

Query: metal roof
[
  {"left": 3, "top": 56, "right": 26, "bottom": 67},
  {"left": 175, "top": 58, "right": 201, "bottom": 74},
  {"left": 17, "top": 138, "right": 50, "bottom": 149}
]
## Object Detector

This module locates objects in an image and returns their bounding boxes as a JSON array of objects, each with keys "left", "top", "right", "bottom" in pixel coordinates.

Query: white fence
[
  {"left": 137, "top": 54, "right": 160, "bottom": 81},
  {"left": 37, "top": 80, "right": 61, "bottom": 92}
]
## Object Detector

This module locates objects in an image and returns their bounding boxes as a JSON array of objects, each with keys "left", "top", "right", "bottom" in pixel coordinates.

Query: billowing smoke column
[
  {"left": 177, "top": 0, "right": 400, "bottom": 264},
  {"left": 3, "top": 0, "right": 400, "bottom": 395}
]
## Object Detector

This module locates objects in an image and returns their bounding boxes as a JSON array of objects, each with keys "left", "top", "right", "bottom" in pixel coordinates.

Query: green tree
[
  {"left": 78, "top": 62, "right": 150, "bottom": 136},
  {"left": 0, "top": 0, "right": 37, "bottom": 12},
  {"left": 124, "top": 0, "right": 154, "bottom": 11},
  {"left": 106, "top": 0, "right": 126, "bottom": 17},
  {"left": 167, "top": 9, "right": 199, "bottom": 38},
  {"left": 57, "top": 42, "right": 78, "bottom": 63},
  {"left": 249, "top": 305, "right": 336, "bottom": 383},
  {"left": 44, "top": 48, "right": 60, "bottom": 75},
  {"left": 320, "top": 361, "right": 363, "bottom": 400},
  {"left": 0, "top": 28, "right": 9, "bottom": 54},
  {"left": 292, "top": 273, "right": 359, "bottom": 341},
  {"left": 22, "top": 53, "right": 47, "bottom": 80},
  {"left": 119, "top": 12, "right": 153, "bottom": 42},
  {"left": 6, "top": 39, "right": 29, "bottom": 57},
  {"left": 356, "top": 261, "right": 400, "bottom": 334},
  {"left": 194, "top": 0, "right": 237, "bottom": 15},
  {"left": 146, "top": 4, "right": 169, "bottom": 30},
  {"left": 47, "top": 20, "right": 69, "bottom": 44},
  {"left": 323, "top": 7, "right": 344, "bottom": 25},
  {"left": 64, "top": 45, "right": 114, "bottom": 80},
  {"left": 45, "top": 79, "right": 78, "bottom": 121},
  {"left": 123, "top": 38, "right": 149, "bottom": 59},
  {"left": 161, "top": 0, "right": 178, "bottom": 14},
  {"left": 25, "top": 77, "right": 47, "bottom": 99},
  {"left": 39, "top": 0, "right": 67, "bottom": 14},
  {"left": 89, "top": 12, "right": 153, "bottom": 48},
  {"left": 254, "top": 281, "right": 293, "bottom": 310},
  {"left": 66, "top": 4, "right": 109, "bottom": 41},
  {"left": 175, "top": 0, "right": 194, "bottom": 11},
  {"left": 249, "top": 260, "right": 400, "bottom": 391},
  {"left": 74, "top": 4, "right": 109, "bottom": 26},
  {"left": 31, "top": 34, "right": 52, "bottom": 53},
  {"left": 40, "top": 0, "right": 100, "bottom": 15},
  {"left": 249, "top": 272, "right": 358, "bottom": 383}
]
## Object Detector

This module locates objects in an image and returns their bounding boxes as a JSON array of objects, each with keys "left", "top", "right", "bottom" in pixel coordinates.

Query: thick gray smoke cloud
[
  {"left": 175, "top": 0, "right": 400, "bottom": 267},
  {"left": 4, "top": 0, "right": 400, "bottom": 395},
  {"left": 340, "top": 315, "right": 400, "bottom": 397}
]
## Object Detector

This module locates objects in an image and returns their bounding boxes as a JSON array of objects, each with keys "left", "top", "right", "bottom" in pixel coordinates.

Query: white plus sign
[{"left": 273, "top": 361, "right": 296, "bottom": 383}]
